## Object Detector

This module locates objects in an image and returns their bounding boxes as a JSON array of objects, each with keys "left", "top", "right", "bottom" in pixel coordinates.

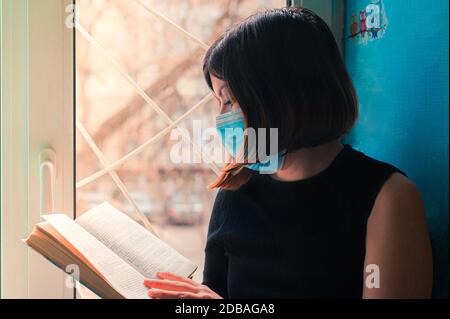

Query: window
[
  {"left": 1, "top": 0, "right": 340, "bottom": 298},
  {"left": 75, "top": 0, "right": 285, "bottom": 288}
]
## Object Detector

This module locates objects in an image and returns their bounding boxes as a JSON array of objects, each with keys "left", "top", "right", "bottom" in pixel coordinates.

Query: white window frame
[{"left": 1, "top": 0, "right": 74, "bottom": 298}]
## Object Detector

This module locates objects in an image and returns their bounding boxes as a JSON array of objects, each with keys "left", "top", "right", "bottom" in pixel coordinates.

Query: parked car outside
[{"left": 166, "top": 194, "right": 204, "bottom": 225}]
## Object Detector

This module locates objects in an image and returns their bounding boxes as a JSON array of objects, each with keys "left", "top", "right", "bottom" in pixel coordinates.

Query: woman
[{"left": 144, "top": 7, "right": 432, "bottom": 299}]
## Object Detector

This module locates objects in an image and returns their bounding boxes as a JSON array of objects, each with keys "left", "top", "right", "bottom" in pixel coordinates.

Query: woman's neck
[{"left": 273, "top": 140, "right": 344, "bottom": 182}]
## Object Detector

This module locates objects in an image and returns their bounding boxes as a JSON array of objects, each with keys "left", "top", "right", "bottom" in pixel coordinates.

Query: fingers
[
  {"left": 156, "top": 272, "right": 199, "bottom": 286},
  {"left": 144, "top": 272, "right": 208, "bottom": 299},
  {"left": 144, "top": 278, "right": 200, "bottom": 293},
  {"left": 148, "top": 288, "right": 208, "bottom": 299}
]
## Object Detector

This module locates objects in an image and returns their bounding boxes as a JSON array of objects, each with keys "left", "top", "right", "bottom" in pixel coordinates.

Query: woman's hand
[{"left": 144, "top": 272, "right": 223, "bottom": 299}]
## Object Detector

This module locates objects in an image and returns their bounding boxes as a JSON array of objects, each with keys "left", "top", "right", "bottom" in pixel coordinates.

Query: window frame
[{"left": 1, "top": 0, "right": 75, "bottom": 298}]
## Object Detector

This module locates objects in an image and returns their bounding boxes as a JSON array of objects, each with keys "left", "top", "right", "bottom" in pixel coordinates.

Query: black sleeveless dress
[{"left": 201, "top": 144, "right": 406, "bottom": 298}]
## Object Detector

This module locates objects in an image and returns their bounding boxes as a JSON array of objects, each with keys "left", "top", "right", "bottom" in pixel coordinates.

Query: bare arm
[{"left": 363, "top": 173, "right": 433, "bottom": 298}]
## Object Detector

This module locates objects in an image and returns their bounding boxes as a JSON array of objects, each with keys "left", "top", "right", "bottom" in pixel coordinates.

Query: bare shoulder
[
  {"left": 363, "top": 172, "right": 433, "bottom": 298},
  {"left": 372, "top": 173, "right": 427, "bottom": 222},
  {"left": 377, "top": 172, "right": 422, "bottom": 206}
]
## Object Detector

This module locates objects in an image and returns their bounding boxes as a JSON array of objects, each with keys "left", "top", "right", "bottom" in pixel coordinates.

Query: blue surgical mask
[{"left": 215, "top": 110, "right": 286, "bottom": 174}]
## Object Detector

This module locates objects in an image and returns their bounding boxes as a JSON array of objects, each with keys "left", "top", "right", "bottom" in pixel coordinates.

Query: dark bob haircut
[{"left": 203, "top": 7, "right": 358, "bottom": 190}]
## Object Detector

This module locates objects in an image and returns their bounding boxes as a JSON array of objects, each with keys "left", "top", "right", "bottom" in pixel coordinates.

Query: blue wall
[{"left": 343, "top": 0, "right": 449, "bottom": 297}]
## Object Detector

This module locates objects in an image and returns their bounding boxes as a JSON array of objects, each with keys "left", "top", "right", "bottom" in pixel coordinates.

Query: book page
[
  {"left": 43, "top": 214, "right": 149, "bottom": 299},
  {"left": 76, "top": 202, "right": 198, "bottom": 280}
]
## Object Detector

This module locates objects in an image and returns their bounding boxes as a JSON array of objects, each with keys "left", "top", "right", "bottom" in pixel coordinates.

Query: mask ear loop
[
  {"left": 234, "top": 134, "right": 248, "bottom": 165},
  {"left": 237, "top": 112, "right": 254, "bottom": 166},
  {"left": 278, "top": 150, "right": 288, "bottom": 170}
]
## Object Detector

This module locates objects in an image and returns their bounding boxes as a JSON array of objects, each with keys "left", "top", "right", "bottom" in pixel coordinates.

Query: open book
[{"left": 24, "top": 202, "right": 198, "bottom": 299}]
